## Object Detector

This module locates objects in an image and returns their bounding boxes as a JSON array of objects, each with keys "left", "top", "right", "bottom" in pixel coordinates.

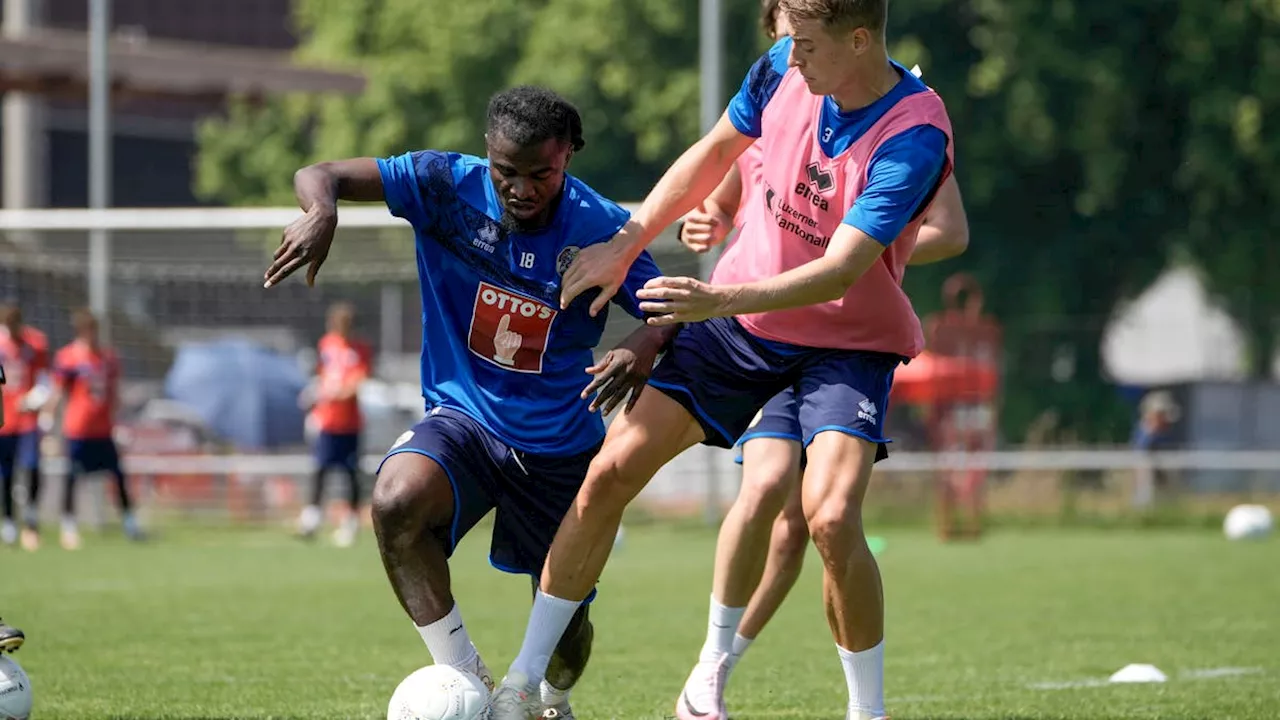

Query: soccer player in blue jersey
[{"left": 265, "top": 86, "right": 676, "bottom": 720}]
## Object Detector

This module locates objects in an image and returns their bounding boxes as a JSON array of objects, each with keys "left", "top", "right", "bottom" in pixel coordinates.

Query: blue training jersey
[{"left": 377, "top": 150, "right": 662, "bottom": 456}]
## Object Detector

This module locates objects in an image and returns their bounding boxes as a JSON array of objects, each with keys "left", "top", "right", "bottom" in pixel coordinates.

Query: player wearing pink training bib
[{"left": 489, "top": 3, "right": 954, "bottom": 720}]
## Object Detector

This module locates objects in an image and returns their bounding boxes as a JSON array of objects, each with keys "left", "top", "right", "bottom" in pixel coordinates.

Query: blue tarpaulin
[{"left": 163, "top": 339, "right": 307, "bottom": 450}]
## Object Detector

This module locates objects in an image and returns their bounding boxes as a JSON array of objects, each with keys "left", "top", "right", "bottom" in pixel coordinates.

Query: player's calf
[
  {"left": 371, "top": 454, "right": 488, "bottom": 682},
  {"left": 541, "top": 604, "right": 592, "bottom": 719},
  {"left": 802, "top": 433, "right": 886, "bottom": 720}
]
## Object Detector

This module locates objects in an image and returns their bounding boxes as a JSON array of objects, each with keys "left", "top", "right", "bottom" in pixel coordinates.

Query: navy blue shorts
[
  {"left": 314, "top": 431, "right": 360, "bottom": 473},
  {"left": 67, "top": 438, "right": 123, "bottom": 476},
  {"left": 649, "top": 317, "right": 899, "bottom": 460},
  {"left": 379, "top": 407, "right": 599, "bottom": 597},
  {"left": 734, "top": 388, "right": 802, "bottom": 465},
  {"left": 0, "top": 432, "right": 41, "bottom": 480}
]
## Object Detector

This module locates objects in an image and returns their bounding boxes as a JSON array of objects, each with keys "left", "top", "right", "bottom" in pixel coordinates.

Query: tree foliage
[{"left": 195, "top": 0, "right": 1280, "bottom": 442}]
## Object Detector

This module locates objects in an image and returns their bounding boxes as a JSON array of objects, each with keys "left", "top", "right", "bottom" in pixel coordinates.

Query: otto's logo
[
  {"left": 556, "top": 246, "right": 580, "bottom": 277},
  {"left": 468, "top": 282, "right": 557, "bottom": 374}
]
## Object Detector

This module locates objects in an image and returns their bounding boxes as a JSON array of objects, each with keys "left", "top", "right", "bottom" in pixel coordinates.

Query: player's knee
[
  {"left": 806, "top": 498, "right": 863, "bottom": 560},
  {"left": 771, "top": 507, "right": 810, "bottom": 562},
  {"left": 575, "top": 453, "right": 639, "bottom": 520},
  {"left": 371, "top": 456, "right": 451, "bottom": 539},
  {"left": 738, "top": 464, "right": 797, "bottom": 522}
]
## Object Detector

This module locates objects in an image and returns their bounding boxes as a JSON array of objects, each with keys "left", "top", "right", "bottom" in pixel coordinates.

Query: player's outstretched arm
[
  {"left": 560, "top": 112, "right": 755, "bottom": 315},
  {"left": 908, "top": 175, "right": 969, "bottom": 266},
  {"left": 580, "top": 324, "right": 681, "bottom": 415},
  {"left": 636, "top": 127, "right": 950, "bottom": 324},
  {"left": 265, "top": 159, "right": 384, "bottom": 288},
  {"left": 636, "top": 226, "right": 888, "bottom": 324}
]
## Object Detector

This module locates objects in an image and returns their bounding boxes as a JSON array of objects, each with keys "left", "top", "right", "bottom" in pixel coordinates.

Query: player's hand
[
  {"left": 265, "top": 208, "right": 338, "bottom": 288},
  {"left": 679, "top": 205, "right": 732, "bottom": 254},
  {"left": 636, "top": 276, "right": 731, "bottom": 326},
  {"left": 560, "top": 234, "right": 633, "bottom": 316},
  {"left": 582, "top": 327, "right": 666, "bottom": 415},
  {"left": 18, "top": 386, "right": 49, "bottom": 413}
]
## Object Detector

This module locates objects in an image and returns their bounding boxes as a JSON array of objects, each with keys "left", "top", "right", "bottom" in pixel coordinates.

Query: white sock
[
  {"left": 837, "top": 640, "right": 885, "bottom": 717},
  {"left": 416, "top": 604, "right": 478, "bottom": 667},
  {"left": 510, "top": 590, "right": 581, "bottom": 687},
  {"left": 61, "top": 515, "right": 78, "bottom": 534},
  {"left": 540, "top": 679, "right": 570, "bottom": 708},
  {"left": 727, "top": 633, "right": 754, "bottom": 670},
  {"left": 699, "top": 595, "right": 746, "bottom": 663}
]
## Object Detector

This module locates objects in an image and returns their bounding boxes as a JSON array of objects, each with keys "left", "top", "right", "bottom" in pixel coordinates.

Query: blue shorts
[
  {"left": 314, "top": 431, "right": 360, "bottom": 473},
  {"left": 67, "top": 438, "right": 123, "bottom": 476},
  {"left": 379, "top": 407, "right": 600, "bottom": 597},
  {"left": 649, "top": 317, "right": 898, "bottom": 461},
  {"left": 0, "top": 432, "right": 41, "bottom": 480},
  {"left": 734, "top": 388, "right": 802, "bottom": 465}
]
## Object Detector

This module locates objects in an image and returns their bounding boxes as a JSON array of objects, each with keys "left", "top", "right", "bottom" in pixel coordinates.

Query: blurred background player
[
  {"left": 297, "top": 301, "right": 372, "bottom": 547},
  {"left": 0, "top": 303, "right": 49, "bottom": 550},
  {"left": 673, "top": 3, "right": 970, "bottom": 712},
  {"left": 43, "top": 309, "right": 143, "bottom": 549},
  {"left": 265, "top": 86, "right": 677, "bottom": 720}
]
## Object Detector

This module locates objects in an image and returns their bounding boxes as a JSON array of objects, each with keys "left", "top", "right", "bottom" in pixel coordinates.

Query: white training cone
[{"left": 1109, "top": 664, "right": 1168, "bottom": 684}]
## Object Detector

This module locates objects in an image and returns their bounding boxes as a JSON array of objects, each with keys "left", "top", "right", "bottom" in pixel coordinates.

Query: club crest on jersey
[
  {"left": 556, "top": 246, "right": 580, "bottom": 277},
  {"left": 467, "top": 281, "right": 557, "bottom": 374}
]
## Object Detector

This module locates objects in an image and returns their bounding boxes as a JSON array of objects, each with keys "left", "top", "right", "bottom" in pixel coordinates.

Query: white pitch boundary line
[{"left": 1028, "top": 666, "right": 1265, "bottom": 691}]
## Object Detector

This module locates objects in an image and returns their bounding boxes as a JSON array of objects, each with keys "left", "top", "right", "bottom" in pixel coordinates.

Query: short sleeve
[
  {"left": 377, "top": 150, "right": 456, "bottom": 229},
  {"left": 612, "top": 251, "right": 665, "bottom": 320},
  {"left": 841, "top": 125, "right": 948, "bottom": 245},
  {"left": 727, "top": 37, "right": 792, "bottom": 138}
]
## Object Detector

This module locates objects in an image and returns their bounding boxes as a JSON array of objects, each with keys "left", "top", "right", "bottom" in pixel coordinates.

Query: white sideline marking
[
  {"left": 1028, "top": 679, "right": 1110, "bottom": 690},
  {"left": 1181, "top": 667, "right": 1263, "bottom": 680},
  {"left": 1029, "top": 666, "right": 1265, "bottom": 691}
]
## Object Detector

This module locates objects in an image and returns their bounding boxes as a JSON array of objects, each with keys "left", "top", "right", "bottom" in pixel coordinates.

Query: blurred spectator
[{"left": 1132, "top": 390, "right": 1181, "bottom": 508}]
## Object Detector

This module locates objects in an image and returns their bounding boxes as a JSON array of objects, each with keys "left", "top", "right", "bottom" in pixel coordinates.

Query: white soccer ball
[
  {"left": 0, "top": 656, "right": 32, "bottom": 720},
  {"left": 1223, "top": 504, "right": 1274, "bottom": 541},
  {"left": 387, "top": 664, "right": 489, "bottom": 720}
]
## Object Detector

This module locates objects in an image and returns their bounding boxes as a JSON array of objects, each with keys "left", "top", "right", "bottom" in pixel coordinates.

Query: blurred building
[{"left": 0, "top": 0, "right": 362, "bottom": 207}]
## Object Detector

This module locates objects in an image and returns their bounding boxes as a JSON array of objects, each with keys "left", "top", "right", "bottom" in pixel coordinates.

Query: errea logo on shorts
[
  {"left": 467, "top": 281, "right": 557, "bottom": 374},
  {"left": 858, "top": 399, "right": 878, "bottom": 423}
]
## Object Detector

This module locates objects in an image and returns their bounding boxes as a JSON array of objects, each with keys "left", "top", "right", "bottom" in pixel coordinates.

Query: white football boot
[{"left": 675, "top": 655, "right": 730, "bottom": 720}]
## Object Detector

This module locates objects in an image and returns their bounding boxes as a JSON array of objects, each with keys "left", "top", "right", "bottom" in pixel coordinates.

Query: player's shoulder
[
  {"left": 764, "top": 36, "right": 793, "bottom": 72},
  {"left": 388, "top": 149, "right": 484, "bottom": 189},
  {"left": 559, "top": 174, "right": 630, "bottom": 246},
  {"left": 53, "top": 343, "right": 77, "bottom": 363}
]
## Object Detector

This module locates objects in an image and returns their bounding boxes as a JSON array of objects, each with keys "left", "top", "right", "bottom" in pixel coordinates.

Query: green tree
[
  {"left": 195, "top": 0, "right": 765, "bottom": 205},
  {"left": 891, "top": 0, "right": 1278, "bottom": 442},
  {"left": 196, "top": 0, "right": 1280, "bottom": 443}
]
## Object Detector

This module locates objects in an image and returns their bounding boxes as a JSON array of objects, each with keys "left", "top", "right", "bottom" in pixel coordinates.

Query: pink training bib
[{"left": 713, "top": 67, "right": 954, "bottom": 358}]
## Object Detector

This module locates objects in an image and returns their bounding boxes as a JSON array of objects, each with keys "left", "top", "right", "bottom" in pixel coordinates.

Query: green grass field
[{"left": 5, "top": 522, "right": 1278, "bottom": 719}]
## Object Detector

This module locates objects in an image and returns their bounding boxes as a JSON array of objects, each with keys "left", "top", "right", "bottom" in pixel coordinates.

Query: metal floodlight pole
[
  {"left": 88, "top": 0, "right": 112, "bottom": 341},
  {"left": 698, "top": 0, "right": 725, "bottom": 526}
]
